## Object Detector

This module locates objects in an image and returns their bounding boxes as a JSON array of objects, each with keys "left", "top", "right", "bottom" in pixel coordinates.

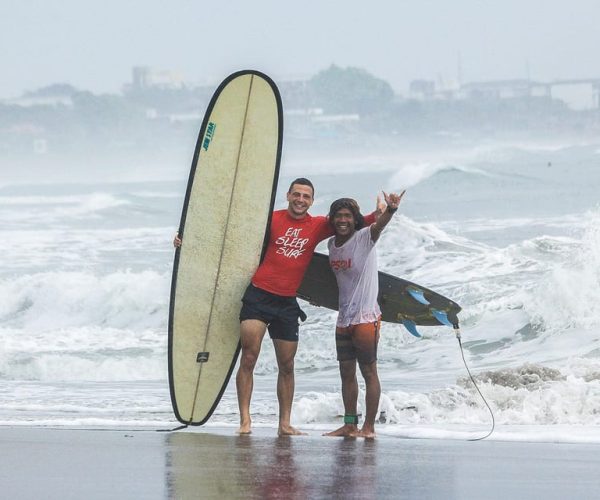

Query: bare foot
[
  {"left": 357, "top": 426, "right": 376, "bottom": 439},
  {"left": 278, "top": 424, "right": 307, "bottom": 436},
  {"left": 237, "top": 420, "right": 252, "bottom": 434},
  {"left": 323, "top": 424, "right": 359, "bottom": 437}
]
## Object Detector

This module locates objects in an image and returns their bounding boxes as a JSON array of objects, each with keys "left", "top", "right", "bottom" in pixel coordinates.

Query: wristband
[{"left": 386, "top": 205, "right": 398, "bottom": 214}]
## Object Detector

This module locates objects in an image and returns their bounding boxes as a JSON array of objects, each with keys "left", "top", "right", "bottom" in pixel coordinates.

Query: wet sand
[{"left": 1, "top": 426, "right": 599, "bottom": 499}]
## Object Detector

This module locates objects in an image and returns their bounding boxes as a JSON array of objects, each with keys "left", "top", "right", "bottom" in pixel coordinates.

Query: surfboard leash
[
  {"left": 453, "top": 324, "right": 495, "bottom": 441},
  {"left": 156, "top": 424, "right": 189, "bottom": 433}
]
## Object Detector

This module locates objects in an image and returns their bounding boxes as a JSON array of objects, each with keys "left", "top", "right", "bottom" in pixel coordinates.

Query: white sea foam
[
  {"left": 528, "top": 210, "right": 600, "bottom": 332},
  {"left": 0, "top": 326, "right": 166, "bottom": 382},
  {"left": 0, "top": 270, "right": 169, "bottom": 330},
  {"left": 290, "top": 361, "right": 600, "bottom": 430},
  {"left": 455, "top": 214, "right": 584, "bottom": 233},
  {"left": 0, "top": 227, "right": 173, "bottom": 274}
]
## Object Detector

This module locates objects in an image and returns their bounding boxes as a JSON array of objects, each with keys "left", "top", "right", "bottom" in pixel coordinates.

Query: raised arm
[{"left": 370, "top": 190, "right": 405, "bottom": 242}]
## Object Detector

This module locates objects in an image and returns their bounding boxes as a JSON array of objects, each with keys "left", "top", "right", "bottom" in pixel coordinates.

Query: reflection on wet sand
[
  {"left": 165, "top": 431, "right": 454, "bottom": 498},
  {"left": 328, "top": 439, "right": 377, "bottom": 499},
  {"left": 166, "top": 433, "right": 308, "bottom": 499}
]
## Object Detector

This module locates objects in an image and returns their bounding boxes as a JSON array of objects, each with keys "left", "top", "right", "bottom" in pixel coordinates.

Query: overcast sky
[{"left": 1, "top": 0, "right": 600, "bottom": 98}]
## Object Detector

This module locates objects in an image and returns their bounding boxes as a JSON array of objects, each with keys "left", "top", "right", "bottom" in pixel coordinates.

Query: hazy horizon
[{"left": 2, "top": 0, "right": 600, "bottom": 99}]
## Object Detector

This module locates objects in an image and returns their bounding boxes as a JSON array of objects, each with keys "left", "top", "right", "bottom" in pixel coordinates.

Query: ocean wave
[
  {"left": 456, "top": 215, "right": 584, "bottom": 233},
  {"left": 0, "top": 191, "right": 129, "bottom": 209},
  {"left": 0, "top": 227, "right": 173, "bottom": 273},
  {"left": 0, "top": 270, "right": 169, "bottom": 330},
  {"left": 0, "top": 192, "right": 131, "bottom": 226},
  {"left": 387, "top": 162, "right": 491, "bottom": 190},
  {"left": 0, "top": 208, "right": 592, "bottom": 386},
  {"left": 525, "top": 210, "right": 600, "bottom": 333},
  {"left": 0, "top": 325, "right": 166, "bottom": 382},
  {"left": 378, "top": 212, "right": 599, "bottom": 339},
  {"left": 291, "top": 361, "right": 600, "bottom": 428}
]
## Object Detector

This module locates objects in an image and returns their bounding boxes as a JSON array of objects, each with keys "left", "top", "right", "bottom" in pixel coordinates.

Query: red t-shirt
[{"left": 252, "top": 209, "right": 375, "bottom": 297}]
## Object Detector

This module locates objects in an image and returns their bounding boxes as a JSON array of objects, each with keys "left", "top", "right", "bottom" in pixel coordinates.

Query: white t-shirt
[{"left": 328, "top": 226, "right": 381, "bottom": 327}]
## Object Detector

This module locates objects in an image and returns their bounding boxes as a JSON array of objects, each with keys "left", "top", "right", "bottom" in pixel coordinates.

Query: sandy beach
[{"left": 1, "top": 426, "right": 599, "bottom": 499}]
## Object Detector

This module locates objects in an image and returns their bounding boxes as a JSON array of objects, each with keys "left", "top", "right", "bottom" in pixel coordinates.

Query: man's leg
[
  {"left": 357, "top": 360, "right": 380, "bottom": 438},
  {"left": 273, "top": 338, "right": 305, "bottom": 435},
  {"left": 324, "top": 359, "right": 359, "bottom": 437},
  {"left": 236, "top": 319, "right": 267, "bottom": 434}
]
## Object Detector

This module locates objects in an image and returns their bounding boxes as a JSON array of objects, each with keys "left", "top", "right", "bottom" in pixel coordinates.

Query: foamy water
[{"left": 1, "top": 140, "right": 599, "bottom": 442}]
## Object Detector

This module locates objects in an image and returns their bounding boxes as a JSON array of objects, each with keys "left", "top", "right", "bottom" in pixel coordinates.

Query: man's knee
[
  {"left": 339, "top": 361, "right": 356, "bottom": 381},
  {"left": 239, "top": 320, "right": 266, "bottom": 368},
  {"left": 359, "top": 361, "right": 377, "bottom": 379},
  {"left": 275, "top": 350, "right": 296, "bottom": 376},
  {"left": 273, "top": 339, "right": 298, "bottom": 375},
  {"left": 239, "top": 348, "right": 259, "bottom": 370},
  {"left": 277, "top": 356, "right": 295, "bottom": 376}
]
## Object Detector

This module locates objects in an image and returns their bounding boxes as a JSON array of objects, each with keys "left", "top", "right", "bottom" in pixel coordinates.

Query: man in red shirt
[{"left": 237, "top": 178, "right": 378, "bottom": 435}]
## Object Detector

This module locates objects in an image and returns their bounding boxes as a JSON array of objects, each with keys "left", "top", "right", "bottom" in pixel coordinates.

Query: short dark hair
[
  {"left": 328, "top": 198, "right": 365, "bottom": 230},
  {"left": 288, "top": 178, "right": 314, "bottom": 197}
]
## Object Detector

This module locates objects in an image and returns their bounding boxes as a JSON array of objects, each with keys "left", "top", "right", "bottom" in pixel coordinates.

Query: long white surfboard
[{"left": 168, "top": 70, "right": 282, "bottom": 425}]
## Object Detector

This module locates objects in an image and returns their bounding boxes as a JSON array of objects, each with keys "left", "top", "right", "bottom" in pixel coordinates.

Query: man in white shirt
[{"left": 324, "top": 191, "right": 404, "bottom": 438}]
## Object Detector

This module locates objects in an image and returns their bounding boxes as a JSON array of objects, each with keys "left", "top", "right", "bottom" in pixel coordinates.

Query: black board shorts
[{"left": 239, "top": 284, "right": 307, "bottom": 342}]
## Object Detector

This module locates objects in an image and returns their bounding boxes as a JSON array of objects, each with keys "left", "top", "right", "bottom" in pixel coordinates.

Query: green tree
[{"left": 308, "top": 65, "right": 394, "bottom": 115}]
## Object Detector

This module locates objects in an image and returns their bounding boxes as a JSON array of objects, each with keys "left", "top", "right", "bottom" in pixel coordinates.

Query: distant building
[
  {"left": 459, "top": 79, "right": 549, "bottom": 100},
  {"left": 458, "top": 79, "right": 600, "bottom": 110},
  {"left": 409, "top": 80, "right": 436, "bottom": 100},
  {"left": 546, "top": 80, "right": 600, "bottom": 110},
  {"left": 131, "top": 66, "right": 185, "bottom": 91}
]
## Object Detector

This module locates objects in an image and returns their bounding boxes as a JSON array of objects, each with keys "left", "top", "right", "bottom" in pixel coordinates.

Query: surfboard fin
[
  {"left": 431, "top": 309, "right": 453, "bottom": 327},
  {"left": 407, "top": 288, "right": 430, "bottom": 305},
  {"left": 402, "top": 320, "right": 422, "bottom": 338}
]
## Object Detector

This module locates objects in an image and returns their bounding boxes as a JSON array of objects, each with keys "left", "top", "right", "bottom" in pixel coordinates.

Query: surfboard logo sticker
[{"left": 202, "top": 122, "right": 217, "bottom": 151}]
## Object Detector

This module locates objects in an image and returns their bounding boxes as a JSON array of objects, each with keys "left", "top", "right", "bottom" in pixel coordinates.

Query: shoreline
[{"left": 5, "top": 421, "right": 600, "bottom": 444}]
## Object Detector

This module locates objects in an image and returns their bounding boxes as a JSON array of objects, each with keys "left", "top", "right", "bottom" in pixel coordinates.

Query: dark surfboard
[{"left": 297, "top": 252, "right": 461, "bottom": 335}]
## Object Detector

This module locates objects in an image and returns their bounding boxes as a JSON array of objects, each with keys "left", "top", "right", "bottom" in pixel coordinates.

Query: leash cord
[{"left": 455, "top": 328, "right": 495, "bottom": 441}]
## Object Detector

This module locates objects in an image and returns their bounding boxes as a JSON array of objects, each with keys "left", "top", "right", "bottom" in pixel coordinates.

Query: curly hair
[{"left": 328, "top": 198, "right": 365, "bottom": 230}]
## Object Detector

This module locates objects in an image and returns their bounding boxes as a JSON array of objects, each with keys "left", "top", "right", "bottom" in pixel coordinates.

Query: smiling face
[
  {"left": 332, "top": 207, "right": 356, "bottom": 238},
  {"left": 286, "top": 183, "right": 314, "bottom": 219}
]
